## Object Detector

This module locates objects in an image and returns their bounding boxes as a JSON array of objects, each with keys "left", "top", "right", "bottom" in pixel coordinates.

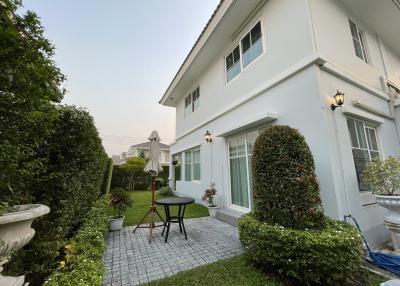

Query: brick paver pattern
[{"left": 102, "top": 217, "right": 243, "bottom": 286}]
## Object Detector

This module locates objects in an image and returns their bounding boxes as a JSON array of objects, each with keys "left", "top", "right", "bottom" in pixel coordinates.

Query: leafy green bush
[
  {"left": 111, "top": 157, "right": 151, "bottom": 191},
  {"left": 252, "top": 125, "right": 325, "bottom": 229},
  {"left": 363, "top": 157, "right": 400, "bottom": 195},
  {"left": 158, "top": 186, "right": 174, "bottom": 196},
  {"left": 45, "top": 195, "right": 109, "bottom": 286},
  {"left": 5, "top": 106, "right": 108, "bottom": 285},
  {"left": 0, "top": 0, "right": 65, "bottom": 206},
  {"left": 239, "top": 215, "right": 364, "bottom": 285}
]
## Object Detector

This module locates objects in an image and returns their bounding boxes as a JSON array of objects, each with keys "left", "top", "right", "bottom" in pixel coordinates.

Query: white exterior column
[{"left": 168, "top": 155, "right": 175, "bottom": 190}]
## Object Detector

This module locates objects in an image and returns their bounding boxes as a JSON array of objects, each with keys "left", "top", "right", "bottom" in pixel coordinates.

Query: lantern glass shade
[
  {"left": 205, "top": 131, "right": 212, "bottom": 143},
  {"left": 334, "top": 91, "right": 344, "bottom": 106}
]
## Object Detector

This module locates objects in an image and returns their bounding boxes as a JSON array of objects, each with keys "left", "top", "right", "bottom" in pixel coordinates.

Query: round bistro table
[{"left": 154, "top": 197, "right": 194, "bottom": 243}]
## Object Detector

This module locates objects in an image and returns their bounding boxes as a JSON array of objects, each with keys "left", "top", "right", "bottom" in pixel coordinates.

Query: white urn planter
[
  {"left": 375, "top": 195, "right": 400, "bottom": 252},
  {"left": 208, "top": 206, "right": 219, "bottom": 218},
  {"left": 109, "top": 216, "right": 124, "bottom": 231},
  {"left": 0, "top": 204, "right": 50, "bottom": 286}
]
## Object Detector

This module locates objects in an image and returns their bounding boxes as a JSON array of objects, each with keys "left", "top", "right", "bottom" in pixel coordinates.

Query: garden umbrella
[
  {"left": 133, "top": 130, "right": 165, "bottom": 243},
  {"left": 144, "top": 130, "right": 163, "bottom": 174}
]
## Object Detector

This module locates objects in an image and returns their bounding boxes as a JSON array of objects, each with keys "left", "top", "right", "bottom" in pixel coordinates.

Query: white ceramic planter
[
  {"left": 109, "top": 216, "right": 124, "bottom": 231},
  {"left": 208, "top": 206, "right": 219, "bottom": 218},
  {"left": 376, "top": 195, "right": 400, "bottom": 252},
  {"left": 0, "top": 204, "right": 50, "bottom": 286}
]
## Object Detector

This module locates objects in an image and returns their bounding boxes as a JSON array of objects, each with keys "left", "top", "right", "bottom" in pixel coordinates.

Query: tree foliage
[
  {"left": 0, "top": 0, "right": 66, "bottom": 205},
  {"left": 252, "top": 125, "right": 325, "bottom": 229},
  {"left": 1, "top": 2, "right": 109, "bottom": 284}
]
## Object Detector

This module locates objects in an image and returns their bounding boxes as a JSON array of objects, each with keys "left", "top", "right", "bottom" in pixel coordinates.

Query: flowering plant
[
  {"left": 110, "top": 191, "right": 133, "bottom": 217},
  {"left": 202, "top": 182, "right": 217, "bottom": 207},
  {"left": 363, "top": 157, "right": 400, "bottom": 196}
]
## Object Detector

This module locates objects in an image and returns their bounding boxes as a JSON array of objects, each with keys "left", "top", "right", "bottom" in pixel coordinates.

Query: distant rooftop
[{"left": 130, "top": 141, "right": 170, "bottom": 150}]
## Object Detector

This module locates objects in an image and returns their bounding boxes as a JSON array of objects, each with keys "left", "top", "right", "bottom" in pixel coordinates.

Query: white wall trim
[
  {"left": 320, "top": 61, "right": 389, "bottom": 101},
  {"left": 352, "top": 100, "right": 394, "bottom": 120}
]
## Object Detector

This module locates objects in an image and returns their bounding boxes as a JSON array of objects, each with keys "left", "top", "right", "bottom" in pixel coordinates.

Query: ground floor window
[
  {"left": 184, "top": 148, "right": 201, "bottom": 181},
  {"left": 228, "top": 127, "right": 267, "bottom": 210},
  {"left": 346, "top": 117, "right": 380, "bottom": 192},
  {"left": 173, "top": 153, "right": 181, "bottom": 181}
]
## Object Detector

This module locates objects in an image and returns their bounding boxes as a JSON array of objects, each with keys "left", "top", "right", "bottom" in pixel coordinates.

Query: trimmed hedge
[
  {"left": 5, "top": 106, "right": 108, "bottom": 285},
  {"left": 239, "top": 215, "right": 364, "bottom": 285},
  {"left": 45, "top": 195, "right": 110, "bottom": 286},
  {"left": 252, "top": 125, "right": 325, "bottom": 229}
]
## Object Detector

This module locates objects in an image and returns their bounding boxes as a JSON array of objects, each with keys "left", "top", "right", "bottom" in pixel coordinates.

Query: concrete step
[{"left": 216, "top": 208, "right": 245, "bottom": 227}]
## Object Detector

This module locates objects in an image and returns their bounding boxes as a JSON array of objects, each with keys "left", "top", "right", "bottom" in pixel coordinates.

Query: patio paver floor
[{"left": 103, "top": 217, "right": 244, "bottom": 286}]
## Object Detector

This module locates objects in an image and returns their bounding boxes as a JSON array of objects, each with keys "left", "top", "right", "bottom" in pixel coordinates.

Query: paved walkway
[{"left": 103, "top": 217, "right": 243, "bottom": 286}]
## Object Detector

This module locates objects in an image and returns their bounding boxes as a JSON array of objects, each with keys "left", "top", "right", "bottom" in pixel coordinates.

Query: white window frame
[
  {"left": 184, "top": 148, "right": 201, "bottom": 182},
  {"left": 347, "top": 117, "right": 381, "bottom": 194},
  {"left": 224, "top": 19, "right": 265, "bottom": 85},
  {"left": 184, "top": 87, "right": 200, "bottom": 117},
  {"left": 226, "top": 125, "right": 271, "bottom": 212},
  {"left": 348, "top": 19, "right": 369, "bottom": 63}
]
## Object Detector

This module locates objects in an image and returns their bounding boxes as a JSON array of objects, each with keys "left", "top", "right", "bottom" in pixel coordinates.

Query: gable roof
[
  {"left": 158, "top": 0, "right": 227, "bottom": 105},
  {"left": 130, "top": 142, "right": 170, "bottom": 150}
]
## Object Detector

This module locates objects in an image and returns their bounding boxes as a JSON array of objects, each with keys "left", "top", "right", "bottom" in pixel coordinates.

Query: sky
[{"left": 19, "top": 0, "right": 219, "bottom": 156}]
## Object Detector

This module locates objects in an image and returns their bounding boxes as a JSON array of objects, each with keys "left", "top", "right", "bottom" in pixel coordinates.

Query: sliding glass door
[
  {"left": 228, "top": 128, "right": 267, "bottom": 210},
  {"left": 229, "top": 136, "right": 249, "bottom": 209}
]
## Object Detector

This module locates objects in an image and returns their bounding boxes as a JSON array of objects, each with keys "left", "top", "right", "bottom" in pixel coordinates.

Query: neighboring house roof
[
  {"left": 130, "top": 142, "right": 170, "bottom": 150},
  {"left": 159, "top": 0, "right": 226, "bottom": 105}
]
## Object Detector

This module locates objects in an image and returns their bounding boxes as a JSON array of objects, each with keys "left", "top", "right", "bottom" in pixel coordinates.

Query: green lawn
[
  {"left": 142, "top": 255, "right": 386, "bottom": 286},
  {"left": 112, "top": 190, "right": 209, "bottom": 226},
  {"left": 143, "top": 256, "right": 282, "bottom": 286}
]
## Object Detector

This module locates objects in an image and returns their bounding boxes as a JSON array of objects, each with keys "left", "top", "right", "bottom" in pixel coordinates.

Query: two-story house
[
  {"left": 127, "top": 142, "right": 170, "bottom": 166},
  {"left": 160, "top": 0, "right": 400, "bottom": 247}
]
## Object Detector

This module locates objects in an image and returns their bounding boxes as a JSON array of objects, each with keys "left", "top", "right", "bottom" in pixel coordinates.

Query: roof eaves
[{"left": 159, "top": 0, "right": 227, "bottom": 105}]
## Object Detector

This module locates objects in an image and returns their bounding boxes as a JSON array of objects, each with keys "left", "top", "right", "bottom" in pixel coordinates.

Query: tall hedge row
[
  {"left": 1, "top": 2, "right": 109, "bottom": 285},
  {"left": 5, "top": 106, "right": 109, "bottom": 285}
]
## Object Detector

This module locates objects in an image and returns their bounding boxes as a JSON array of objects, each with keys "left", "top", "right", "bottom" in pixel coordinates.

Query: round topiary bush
[
  {"left": 252, "top": 125, "right": 325, "bottom": 229},
  {"left": 239, "top": 125, "right": 364, "bottom": 285},
  {"left": 239, "top": 215, "right": 364, "bottom": 285}
]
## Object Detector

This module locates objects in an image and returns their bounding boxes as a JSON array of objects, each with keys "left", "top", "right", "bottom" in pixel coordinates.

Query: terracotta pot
[{"left": 0, "top": 204, "right": 50, "bottom": 286}]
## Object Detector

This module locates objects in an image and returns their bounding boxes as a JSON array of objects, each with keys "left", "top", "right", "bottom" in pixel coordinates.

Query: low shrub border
[
  {"left": 45, "top": 195, "right": 110, "bottom": 286},
  {"left": 238, "top": 214, "right": 364, "bottom": 285}
]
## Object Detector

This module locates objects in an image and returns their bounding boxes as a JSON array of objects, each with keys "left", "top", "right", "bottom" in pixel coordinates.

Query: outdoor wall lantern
[
  {"left": 172, "top": 160, "right": 178, "bottom": 166},
  {"left": 204, "top": 130, "right": 212, "bottom": 143},
  {"left": 331, "top": 90, "right": 345, "bottom": 111}
]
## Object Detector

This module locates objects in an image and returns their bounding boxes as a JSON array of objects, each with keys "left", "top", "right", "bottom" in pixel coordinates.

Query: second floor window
[
  {"left": 241, "top": 22, "right": 263, "bottom": 68},
  {"left": 184, "top": 87, "right": 200, "bottom": 117},
  {"left": 349, "top": 20, "right": 368, "bottom": 63},
  {"left": 225, "top": 21, "right": 264, "bottom": 83}
]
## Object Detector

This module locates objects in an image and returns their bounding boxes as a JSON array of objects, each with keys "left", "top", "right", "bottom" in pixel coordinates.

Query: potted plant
[
  {"left": 109, "top": 191, "right": 133, "bottom": 231},
  {"left": 202, "top": 182, "right": 218, "bottom": 218},
  {"left": 363, "top": 156, "right": 400, "bottom": 252}
]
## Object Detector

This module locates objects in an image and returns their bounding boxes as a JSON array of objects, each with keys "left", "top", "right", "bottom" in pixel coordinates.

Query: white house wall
[
  {"left": 172, "top": 65, "right": 343, "bottom": 219},
  {"left": 310, "top": 0, "right": 399, "bottom": 91},
  {"left": 175, "top": 0, "right": 316, "bottom": 137},
  {"left": 169, "top": 0, "right": 400, "bottom": 247}
]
